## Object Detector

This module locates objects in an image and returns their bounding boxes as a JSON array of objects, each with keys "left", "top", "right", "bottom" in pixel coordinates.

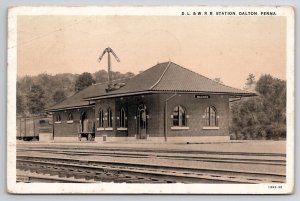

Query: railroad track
[
  {"left": 18, "top": 145, "right": 286, "bottom": 156},
  {"left": 17, "top": 147, "right": 286, "bottom": 166},
  {"left": 16, "top": 153, "right": 286, "bottom": 184}
]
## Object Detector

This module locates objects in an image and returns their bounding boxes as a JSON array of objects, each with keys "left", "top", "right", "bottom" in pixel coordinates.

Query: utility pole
[{"left": 164, "top": 93, "right": 177, "bottom": 142}]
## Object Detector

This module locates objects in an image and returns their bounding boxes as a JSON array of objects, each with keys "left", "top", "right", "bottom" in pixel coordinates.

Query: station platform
[{"left": 17, "top": 140, "right": 286, "bottom": 155}]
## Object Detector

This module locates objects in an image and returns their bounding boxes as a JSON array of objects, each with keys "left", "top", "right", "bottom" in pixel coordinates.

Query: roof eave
[
  {"left": 83, "top": 91, "right": 153, "bottom": 101},
  {"left": 82, "top": 90, "right": 257, "bottom": 100},
  {"left": 228, "top": 93, "right": 258, "bottom": 98},
  {"left": 45, "top": 103, "right": 95, "bottom": 112}
]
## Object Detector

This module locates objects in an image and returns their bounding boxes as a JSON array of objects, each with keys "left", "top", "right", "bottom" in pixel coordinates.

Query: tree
[
  {"left": 74, "top": 72, "right": 96, "bottom": 92},
  {"left": 17, "top": 81, "right": 26, "bottom": 116},
  {"left": 93, "top": 70, "right": 135, "bottom": 83},
  {"left": 17, "top": 76, "right": 34, "bottom": 94},
  {"left": 255, "top": 75, "right": 286, "bottom": 128},
  {"left": 17, "top": 70, "right": 134, "bottom": 114},
  {"left": 17, "top": 93, "right": 26, "bottom": 116},
  {"left": 52, "top": 90, "right": 67, "bottom": 104},
  {"left": 26, "top": 84, "right": 45, "bottom": 115},
  {"left": 230, "top": 74, "right": 286, "bottom": 140},
  {"left": 244, "top": 73, "right": 256, "bottom": 92},
  {"left": 94, "top": 70, "right": 108, "bottom": 83}
]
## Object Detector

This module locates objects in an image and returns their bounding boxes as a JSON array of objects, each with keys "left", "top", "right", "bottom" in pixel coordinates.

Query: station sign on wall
[{"left": 195, "top": 95, "right": 210, "bottom": 99}]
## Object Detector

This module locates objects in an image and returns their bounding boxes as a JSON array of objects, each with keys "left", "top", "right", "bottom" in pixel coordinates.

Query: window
[
  {"left": 55, "top": 114, "right": 61, "bottom": 122},
  {"left": 66, "top": 112, "right": 74, "bottom": 123},
  {"left": 173, "top": 105, "right": 187, "bottom": 127},
  {"left": 98, "top": 108, "right": 104, "bottom": 128},
  {"left": 107, "top": 108, "right": 113, "bottom": 127},
  {"left": 119, "top": 108, "right": 127, "bottom": 128},
  {"left": 68, "top": 113, "right": 73, "bottom": 121},
  {"left": 205, "top": 106, "right": 217, "bottom": 127}
]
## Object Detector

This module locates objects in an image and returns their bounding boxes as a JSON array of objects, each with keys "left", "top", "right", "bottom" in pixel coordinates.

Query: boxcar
[{"left": 16, "top": 116, "right": 53, "bottom": 141}]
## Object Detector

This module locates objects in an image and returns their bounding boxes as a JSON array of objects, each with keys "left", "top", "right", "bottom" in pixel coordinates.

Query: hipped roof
[
  {"left": 84, "top": 61, "right": 256, "bottom": 100},
  {"left": 47, "top": 61, "right": 256, "bottom": 111}
]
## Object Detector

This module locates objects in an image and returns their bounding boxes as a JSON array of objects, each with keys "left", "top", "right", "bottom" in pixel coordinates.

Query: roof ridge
[
  {"left": 149, "top": 61, "right": 171, "bottom": 90},
  {"left": 136, "top": 62, "right": 168, "bottom": 76},
  {"left": 171, "top": 62, "right": 249, "bottom": 92}
]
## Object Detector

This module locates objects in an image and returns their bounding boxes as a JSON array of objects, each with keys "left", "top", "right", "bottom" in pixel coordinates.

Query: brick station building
[{"left": 46, "top": 61, "right": 256, "bottom": 142}]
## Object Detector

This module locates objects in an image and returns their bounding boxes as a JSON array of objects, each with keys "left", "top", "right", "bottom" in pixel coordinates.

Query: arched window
[
  {"left": 205, "top": 106, "right": 217, "bottom": 126},
  {"left": 173, "top": 105, "right": 187, "bottom": 127},
  {"left": 68, "top": 113, "right": 73, "bottom": 121},
  {"left": 119, "top": 108, "right": 127, "bottom": 128},
  {"left": 98, "top": 108, "right": 104, "bottom": 128},
  {"left": 56, "top": 114, "right": 61, "bottom": 122},
  {"left": 107, "top": 108, "right": 113, "bottom": 128}
]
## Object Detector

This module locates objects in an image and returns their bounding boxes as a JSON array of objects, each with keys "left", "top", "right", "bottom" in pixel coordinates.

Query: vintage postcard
[{"left": 7, "top": 6, "right": 294, "bottom": 194}]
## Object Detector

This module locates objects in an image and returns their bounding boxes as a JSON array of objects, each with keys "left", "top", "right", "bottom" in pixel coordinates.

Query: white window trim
[
  {"left": 105, "top": 127, "right": 113, "bottom": 131},
  {"left": 171, "top": 126, "right": 189, "bottom": 130},
  {"left": 117, "top": 127, "right": 128, "bottom": 131},
  {"left": 97, "top": 127, "right": 105, "bottom": 131},
  {"left": 54, "top": 121, "right": 61, "bottom": 124},
  {"left": 203, "top": 126, "right": 220, "bottom": 130},
  {"left": 172, "top": 105, "right": 187, "bottom": 127},
  {"left": 66, "top": 120, "right": 74, "bottom": 124}
]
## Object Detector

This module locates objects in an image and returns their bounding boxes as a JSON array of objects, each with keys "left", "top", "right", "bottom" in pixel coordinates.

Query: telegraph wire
[{"left": 9, "top": 16, "right": 92, "bottom": 49}]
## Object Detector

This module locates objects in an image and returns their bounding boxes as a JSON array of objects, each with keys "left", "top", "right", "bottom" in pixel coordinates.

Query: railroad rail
[
  {"left": 16, "top": 147, "right": 286, "bottom": 184},
  {"left": 17, "top": 147, "right": 286, "bottom": 166},
  {"left": 17, "top": 144, "right": 287, "bottom": 157},
  {"left": 17, "top": 155, "right": 285, "bottom": 184}
]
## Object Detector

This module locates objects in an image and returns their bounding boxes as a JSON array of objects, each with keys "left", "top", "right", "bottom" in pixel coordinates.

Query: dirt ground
[{"left": 17, "top": 140, "right": 286, "bottom": 154}]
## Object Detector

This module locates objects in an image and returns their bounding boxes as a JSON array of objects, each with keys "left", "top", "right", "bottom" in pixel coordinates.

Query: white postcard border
[{"left": 7, "top": 6, "right": 295, "bottom": 194}]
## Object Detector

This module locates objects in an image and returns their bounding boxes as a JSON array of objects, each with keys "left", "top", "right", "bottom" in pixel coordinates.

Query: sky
[{"left": 17, "top": 15, "right": 286, "bottom": 89}]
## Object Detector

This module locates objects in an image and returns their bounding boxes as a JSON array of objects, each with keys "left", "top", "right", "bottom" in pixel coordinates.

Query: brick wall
[
  {"left": 126, "top": 94, "right": 161, "bottom": 137},
  {"left": 156, "top": 93, "right": 229, "bottom": 137},
  {"left": 94, "top": 98, "right": 117, "bottom": 138},
  {"left": 54, "top": 93, "right": 230, "bottom": 139},
  {"left": 53, "top": 107, "right": 95, "bottom": 137},
  {"left": 94, "top": 93, "right": 230, "bottom": 138},
  {"left": 94, "top": 94, "right": 161, "bottom": 138}
]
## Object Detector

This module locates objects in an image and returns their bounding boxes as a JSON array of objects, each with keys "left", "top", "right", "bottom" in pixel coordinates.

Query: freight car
[{"left": 16, "top": 115, "right": 53, "bottom": 141}]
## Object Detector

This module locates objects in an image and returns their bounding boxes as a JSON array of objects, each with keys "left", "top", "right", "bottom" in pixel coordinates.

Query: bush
[{"left": 272, "top": 125, "right": 286, "bottom": 140}]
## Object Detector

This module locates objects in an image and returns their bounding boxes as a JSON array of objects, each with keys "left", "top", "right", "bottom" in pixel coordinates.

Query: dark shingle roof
[
  {"left": 85, "top": 63, "right": 168, "bottom": 98},
  {"left": 84, "top": 61, "right": 256, "bottom": 100},
  {"left": 47, "top": 61, "right": 256, "bottom": 111},
  {"left": 152, "top": 62, "right": 251, "bottom": 93},
  {"left": 46, "top": 78, "right": 130, "bottom": 111}
]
